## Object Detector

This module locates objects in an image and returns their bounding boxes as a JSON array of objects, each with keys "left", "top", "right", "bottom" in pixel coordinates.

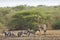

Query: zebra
[{"left": 2, "top": 30, "right": 15, "bottom": 37}]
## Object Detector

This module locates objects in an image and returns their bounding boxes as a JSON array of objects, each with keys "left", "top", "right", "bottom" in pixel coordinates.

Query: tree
[{"left": 7, "top": 9, "right": 43, "bottom": 30}]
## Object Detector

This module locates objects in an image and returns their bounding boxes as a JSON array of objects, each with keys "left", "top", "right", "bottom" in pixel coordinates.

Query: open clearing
[
  {"left": 0, "top": 30, "right": 60, "bottom": 36},
  {"left": 42, "top": 30, "right": 60, "bottom": 35},
  {"left": 0, "top": 30, "right": 60, "bottom": 40}
]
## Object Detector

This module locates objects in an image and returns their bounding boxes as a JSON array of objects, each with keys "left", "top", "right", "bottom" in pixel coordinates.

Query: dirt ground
[
  {"left": 45, "top": 30, "right": 60, "bottom": 34},
  {"left": 0, "top": 30, "right": 60, "bottom": 37},
  {"left": 0, "top": 30, "right": 60, "bottom": 40}
]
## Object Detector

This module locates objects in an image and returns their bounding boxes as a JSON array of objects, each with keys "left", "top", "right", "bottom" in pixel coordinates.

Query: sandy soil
[
  {"left": 0, "top": 30, "right": 60, "bottom": 37},
  {"left": 36, "top": 30, "right": 60, "bottom": 35}
]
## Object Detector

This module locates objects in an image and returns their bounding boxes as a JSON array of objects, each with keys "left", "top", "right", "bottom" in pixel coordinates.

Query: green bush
[
  {"left": 52, "top": 19, "right": 60, "bottom": 30},
  {"left": 7, "top": 9, "right": 47, "bottom": 30}
]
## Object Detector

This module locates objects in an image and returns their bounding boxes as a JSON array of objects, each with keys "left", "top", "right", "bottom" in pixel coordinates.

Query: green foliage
[
  {"left": 0, "top": 5, "right": 60, "bottom": 30},
  {"left": 52, "top": 19, "right": 60, "bottom": 30},
  {"left": 7, "top": 9, "right": 39, "bottom": 30}
]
